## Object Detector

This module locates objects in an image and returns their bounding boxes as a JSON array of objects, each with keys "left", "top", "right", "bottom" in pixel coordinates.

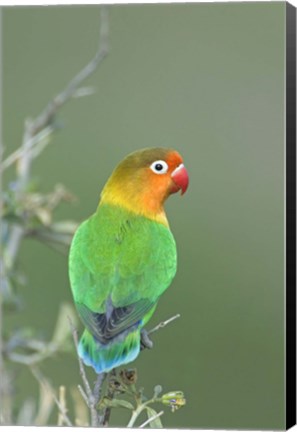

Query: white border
[
  {"left": 1, "top": 427, "right": 296, "bottom": 431},
  {"left": 0, "top": 0, "right": 296, "bottom": 7}
]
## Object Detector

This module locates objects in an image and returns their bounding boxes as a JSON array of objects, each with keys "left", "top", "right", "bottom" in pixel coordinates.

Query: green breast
[{"left": 69, "top": 203, "right": 177, "bottom": 313}]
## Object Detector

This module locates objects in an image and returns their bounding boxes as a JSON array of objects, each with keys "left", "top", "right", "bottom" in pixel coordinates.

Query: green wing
[{"left": 69, "top": 204, "right": 177, "bottom": 340}]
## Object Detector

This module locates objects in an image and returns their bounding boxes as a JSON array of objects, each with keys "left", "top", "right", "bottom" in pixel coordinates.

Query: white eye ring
[{"left": 150, "top": 160, "right": 169, "bottom": 174}]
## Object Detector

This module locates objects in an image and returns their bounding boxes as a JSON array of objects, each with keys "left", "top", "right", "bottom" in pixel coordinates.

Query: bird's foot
[{"left": 140, "top": 329, "right": 153, "bottom": 350}]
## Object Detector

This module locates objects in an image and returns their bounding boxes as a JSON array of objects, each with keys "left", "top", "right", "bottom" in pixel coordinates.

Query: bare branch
[
  {"left": 101, "top": 369, "right": 116, "bottom": 426},
  {"left": 139, "top": 410, "right": 164, "bottom": 428},
  {"left": 77, "top": 385, "right": 89, "bottom": 407},
  {"left": 7, "top": 345, "right": 58, "bottom": 366},
  {"left": 0, "top": 8, "right": 112, "bottom": 427},
  {"left": 68, "top": 317, "right": 93, "bottom": 401},
  {"left": 3, "top": 7, "right": 109, "bottom": 174},
  {"left": 93, "top": 372, "right": 106, "bottom": 404},
  {"left": 57, "top": 386, "right": 67, "bottom": 426},
  {"left": 71, "top": 386, "right": 89, "bottom": 427},
  {"left": 33, "top": 380, "right": 54, "bottom": 426},
  {"left": 68, "top": 316, "right": 99, "bottom": 427},
  {"left": 29, "top": 6, "right": 109, "bottom": 137},
  {"left": 31, "top": 366, "right": 72, "bottom": 427},
  {"left": 148, "top": 313, "right": 181, "bottom": 336},
  {"left": 0, "top": 7, "right": 13, "bottom": 425},
  {"left": 2, "top": 5, "right": 110, "bottom": 275},
  {"left": 2, "top": 126, "right": 53, "bottom": 171},
  {"left": 16, "top": 398, "right": 36, "bottom": 426}
]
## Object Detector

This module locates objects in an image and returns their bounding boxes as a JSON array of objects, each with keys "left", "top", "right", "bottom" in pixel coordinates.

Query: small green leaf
[
  {"left": 109, "top": 399, "right": 134, "bottom": 410},
  {"left": 146, "top": 407, "right": 163, "bottom": 428},
  {"left": 51, "top": 303, "right": 78, "bottom": 347}
]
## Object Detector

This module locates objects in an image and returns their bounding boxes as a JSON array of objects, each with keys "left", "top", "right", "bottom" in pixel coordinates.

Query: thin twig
[
  {"left": 33, "top": 379, "right": 55, "bottom": 426},
  {"left": 3, "top": 5, "right": 109, "bottom": 270},
  {"left": 67, "top": 317, "right": 93, "bottom": 401},
  {"left": 127, "top": 406, "right": 144, "bottom": 428},
  {"left": 93, "top": 372, "right": 106, "bottom": 404},
  {"left": 77, "top": 385, "right": 89, "bottom": 407},
  {"left": 93, "top": 373, "right": 106, "bottom": 426},
  {"left": 29, "top": 6, "right": 109, "bottom": 137},
  {"left": 68, "top": 316, "right": 99, "bottom": 427},
  {"left": 0, "top": 7, "right": 109, "bottom": 426},
  {"left": 3, "top": 122, "right": 35, "bottom": 272},
  {"left": 57, "top": 386, "right": 67, "bottom": 426},
  {"left": 2, "top": 8, "right": 108, "bottom": 172},
  {"left": 31, "top": 366, "right": 72, "bottom": 427},
  {"left": 7, "top": 341, "right": 59, "bottom": 366},
  {"left": 0, "top": 7, "right": 13, "bottom": 425},
  {"left": 2, "top": 126, "right": 53, "bottom": 171},
  {"left": 71, "top": 386, "right": 89, "bottom": 427},
  {"left": 101, "top": 369, "right": 116, "bottom": 426},
  {"left": 139, "top": 410, "right": 164, "bottom": 428},
  {"left": 148, "top": 313, "right": 181, "bottom": 335}
]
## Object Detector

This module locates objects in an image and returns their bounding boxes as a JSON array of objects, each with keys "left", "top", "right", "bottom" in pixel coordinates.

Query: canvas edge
[{"left": 286, "top": 1, "right": 297, "bottom": 429}]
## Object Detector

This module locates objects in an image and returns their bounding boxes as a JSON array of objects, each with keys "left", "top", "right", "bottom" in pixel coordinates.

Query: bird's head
[{"left": 100, "top": 148, "right": 189, "bottom": 224}]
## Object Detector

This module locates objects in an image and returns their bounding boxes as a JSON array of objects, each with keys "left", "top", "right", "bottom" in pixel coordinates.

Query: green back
[{"left": 69, "top": 203, "right": 177, "bottom": 316}]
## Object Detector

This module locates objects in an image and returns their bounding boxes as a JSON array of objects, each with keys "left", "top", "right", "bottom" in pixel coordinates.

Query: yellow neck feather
[{"left": 100, "top": 186, "right": 169, "bottom": 226}]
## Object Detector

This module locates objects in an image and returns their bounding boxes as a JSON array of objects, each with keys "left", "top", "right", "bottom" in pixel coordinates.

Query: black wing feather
[{"left": 77, "top": 299, "right": 155, "bottom": 344}]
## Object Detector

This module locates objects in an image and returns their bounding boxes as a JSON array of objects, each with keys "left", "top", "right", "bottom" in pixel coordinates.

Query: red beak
[{"left": 171, "top": 164, "right": 189, "bottom": 195}]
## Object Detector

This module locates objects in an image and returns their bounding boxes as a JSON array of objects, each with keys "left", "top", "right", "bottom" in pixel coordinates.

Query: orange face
[
  {"left": 100, "top": 148, "right": 189, "bottom": 224},
  {"left": 143, "top": 150, "right": 189, "bottom": 199}
]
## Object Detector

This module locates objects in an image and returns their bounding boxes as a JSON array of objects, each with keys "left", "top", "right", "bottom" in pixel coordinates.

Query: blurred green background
[{"left": 3, "top": 2, "right": 286, "bottom": 429}]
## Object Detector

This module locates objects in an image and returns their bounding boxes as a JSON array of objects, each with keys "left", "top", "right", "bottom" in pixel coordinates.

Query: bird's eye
[{"left": 150, "top": 160, "right": 168, "bottom": 174}]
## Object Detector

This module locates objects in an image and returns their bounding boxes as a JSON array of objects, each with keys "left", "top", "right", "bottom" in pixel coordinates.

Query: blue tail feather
[{"left": 78, "top": 328, "right": 141, "bottom": 373}]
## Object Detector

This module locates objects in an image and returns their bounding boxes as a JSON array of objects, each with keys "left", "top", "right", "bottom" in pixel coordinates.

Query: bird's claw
[{"left": 140, "top": 329, "right": 153, "bottom": 350}]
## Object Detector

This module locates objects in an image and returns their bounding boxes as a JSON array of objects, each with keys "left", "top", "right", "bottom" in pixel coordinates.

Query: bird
[{"left": 68, "top": 147, "right": 189, "bottom": 374}]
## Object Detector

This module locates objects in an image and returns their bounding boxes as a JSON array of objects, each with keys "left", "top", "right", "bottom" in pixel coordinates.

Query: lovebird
[{"left": 69, "top": 148, "right": 189, "bottom": 374}]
